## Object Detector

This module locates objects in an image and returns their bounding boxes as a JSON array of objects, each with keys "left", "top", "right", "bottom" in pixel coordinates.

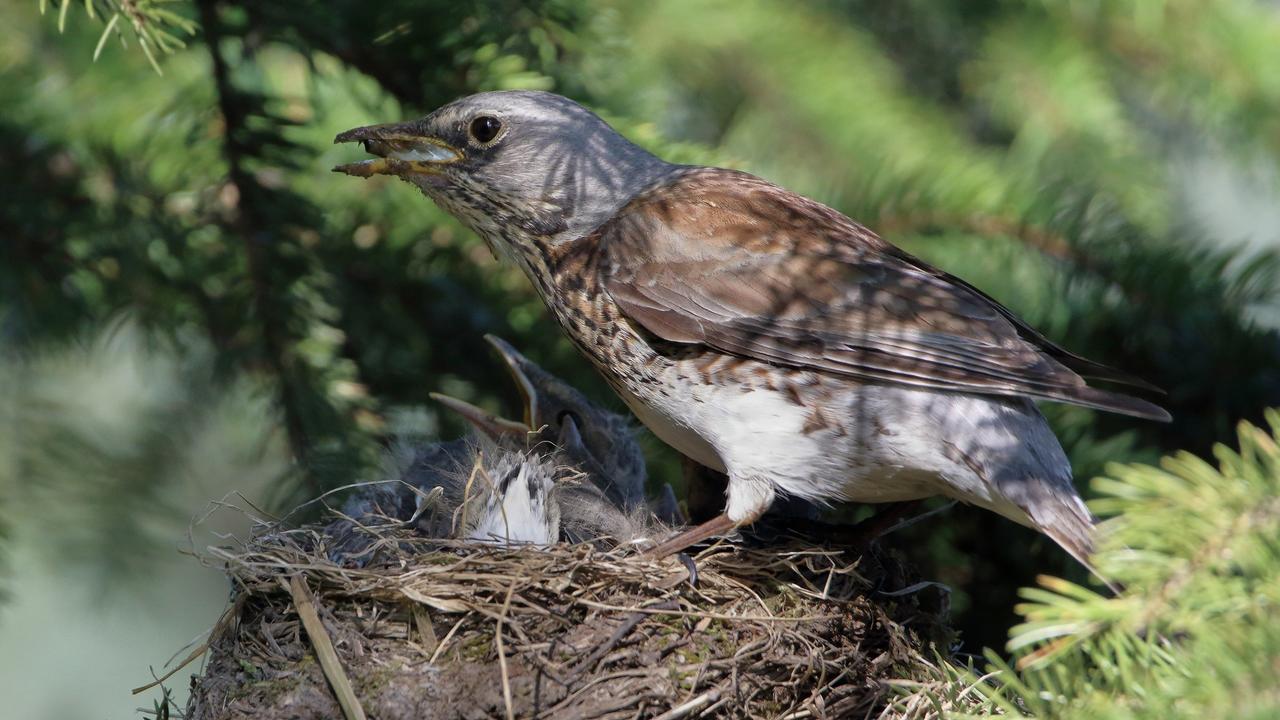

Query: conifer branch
[
  {"left": 196, "top": 0, "right": 316, "bottom": 495},
  {"left": 40, "top": 0, "right": 196, "bottom": 72}
]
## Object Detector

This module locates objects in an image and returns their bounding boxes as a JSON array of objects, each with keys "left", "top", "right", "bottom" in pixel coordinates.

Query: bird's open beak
[
  {"left": 483, "top": 334, "right": 541, "bottom": 429},
  {"left": 332, "top": 123, "right": 462, "bottom": 178},
  {"left": 428, "top": 392, "right": 529, "bottom": 440}
]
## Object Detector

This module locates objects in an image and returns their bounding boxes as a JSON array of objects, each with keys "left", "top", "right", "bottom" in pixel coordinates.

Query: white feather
[{"left": 466, "top": 459, "right": 559, "bottom": 545}]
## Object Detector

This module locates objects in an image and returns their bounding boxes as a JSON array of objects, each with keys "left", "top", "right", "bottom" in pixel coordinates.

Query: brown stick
[
  {"left": 651, "top": 687, "right": 723, "bottom": 720},
  {"left": 495, "top": 584, "right": 517, "bottom": 720},
  {"left": 288, "top": 575, "right": 368, "bottom": 720},
  {"left": 566, "top": 599, "right": 679, "bottom": 682},
  {"left": 410, "top": 603, "right": 439, "bottom": 655}
]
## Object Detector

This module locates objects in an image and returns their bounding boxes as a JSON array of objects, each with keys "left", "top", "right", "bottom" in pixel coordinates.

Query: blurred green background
[{"left": 2, "top": 1, "right": 1279, "bottom": 716}]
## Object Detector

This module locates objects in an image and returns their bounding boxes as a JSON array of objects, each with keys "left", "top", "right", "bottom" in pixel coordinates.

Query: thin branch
[{"left": 197, "top": 0, "right": 317, "bottom": 496}]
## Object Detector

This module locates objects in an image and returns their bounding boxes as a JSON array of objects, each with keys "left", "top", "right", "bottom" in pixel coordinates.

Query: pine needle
[{"left": 93, "top": 13, "right": 120, "bottom": 62}]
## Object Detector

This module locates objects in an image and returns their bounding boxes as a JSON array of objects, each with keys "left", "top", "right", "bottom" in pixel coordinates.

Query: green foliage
[
  {"left": 590, "top": 0, "right": 1280, "bottom": 646},
  {"left": 0, "top": 318, "right": 290, "bottom": 587},
  {"left": 603, "top": 0, "right": 1280, "bottom": 456},
  {"left": 7, "top": 0, "right": 1280, "bottom": 668},
  {"left": 927, "top": 411, "right": 1280, "bottom": 718},
  {"left": 39, "top": 0, "right": 196, "bottom": 72}
]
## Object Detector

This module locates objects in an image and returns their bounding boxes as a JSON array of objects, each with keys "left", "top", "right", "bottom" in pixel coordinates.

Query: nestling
[
  {"left": 334, "top": 91, "right": 1170, "bottom": 569},
  {"left": 325, "top": 334, "right": 663, "bottom": 564}
]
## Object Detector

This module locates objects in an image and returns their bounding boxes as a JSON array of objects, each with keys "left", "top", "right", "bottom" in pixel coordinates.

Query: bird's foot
[{"left": 677, "top": 553, "right": 699, "bottom": 588}]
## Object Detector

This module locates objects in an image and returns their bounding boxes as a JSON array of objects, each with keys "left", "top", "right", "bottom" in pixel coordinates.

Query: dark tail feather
[
  {"left": 1047, "top": 384, "right": 1172, "bottom": 423},
  {"left": 1041, "top": 523, "right": 1120, "bottom": 595},
  {"left": 1025, "top": 492, "right": 1122, "bottom": 595},
  {"left": 1052, "top": 352, "right": 1165, "bottom": 394}
]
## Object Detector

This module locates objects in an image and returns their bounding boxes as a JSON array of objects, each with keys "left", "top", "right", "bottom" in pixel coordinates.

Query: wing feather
[{"left": 598, "top": 169, "right": 1169, "bottom": 421}]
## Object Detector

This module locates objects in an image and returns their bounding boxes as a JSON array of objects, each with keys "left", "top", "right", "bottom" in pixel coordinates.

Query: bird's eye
[{"left": 468, "top": 116, "right": 503, "bottom": 145}]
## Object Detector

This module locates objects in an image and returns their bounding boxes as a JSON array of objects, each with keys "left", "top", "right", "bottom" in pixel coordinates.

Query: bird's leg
[
  {"left": 647, "top": 471, "right": 773, "bottom": 558},
  {"left": 642, "top": 513, "right": 737, "bottom": 559}
]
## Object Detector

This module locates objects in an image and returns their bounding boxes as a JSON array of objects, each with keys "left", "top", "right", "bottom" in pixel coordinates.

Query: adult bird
[{"left": 334, "top": 91, "right": 1169, "bottom": 570}]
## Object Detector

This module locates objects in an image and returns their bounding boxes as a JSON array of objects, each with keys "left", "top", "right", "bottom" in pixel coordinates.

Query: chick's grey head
[{"left": 335, "top": 91, "right": 676, "bottom": 265}]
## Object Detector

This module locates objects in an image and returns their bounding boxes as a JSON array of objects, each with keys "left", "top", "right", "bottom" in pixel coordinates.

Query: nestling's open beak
[
  {"left": 428, "top": 392, "right": 529, "bottom": 440},
  {"left": 483, "top": 334, "right": 541, "bottom": 429},
  {"left": 332, "top": 123, "right": 462, "bottom": 178}
]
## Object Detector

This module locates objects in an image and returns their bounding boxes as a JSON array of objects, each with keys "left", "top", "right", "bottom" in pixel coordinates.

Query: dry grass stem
[
  {"left": 183, "top": 506, "right": 968, "bottom": 719},
  {"left": 288, "top": 575, "right": 368, "bottom": 720}
]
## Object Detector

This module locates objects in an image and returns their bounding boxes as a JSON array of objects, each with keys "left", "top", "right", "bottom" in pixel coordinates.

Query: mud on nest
[{"left": 182, "top": 520, "right": 961, "bottom": 719}]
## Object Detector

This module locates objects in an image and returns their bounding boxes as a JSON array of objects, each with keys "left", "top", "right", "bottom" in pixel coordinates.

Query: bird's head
[
  {"left": 426, "top": 334, "right": 646, "bottom": 509},
  {"left": 334, "top": 91, "right": 675, "bottom": 266},
  {"left": 427, "top": 334, "right": 634, "bottom": 465}
]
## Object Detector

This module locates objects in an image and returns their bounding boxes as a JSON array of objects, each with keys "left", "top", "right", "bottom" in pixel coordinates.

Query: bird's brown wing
[{"left": 598, "top": 168, "right": 1169, "bottom": 421}]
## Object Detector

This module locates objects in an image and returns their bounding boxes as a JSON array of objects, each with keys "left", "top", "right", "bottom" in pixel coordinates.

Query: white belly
[
  {"left": 615, "top": 386, "right": 727, "bottom": 473},
  {"left": 615, "top": 374, "right": 1070, "bottom": 518},
  {"left": 617, "top": 378, "right": 935, "bottom": 504}
]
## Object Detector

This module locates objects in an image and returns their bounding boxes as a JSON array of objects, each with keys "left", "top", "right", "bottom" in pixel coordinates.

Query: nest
[{"left": 180, "top": 514, "right": 957, "bottom": 720}]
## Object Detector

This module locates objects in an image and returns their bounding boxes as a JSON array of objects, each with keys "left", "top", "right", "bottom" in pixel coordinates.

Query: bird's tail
[{"left": 1016, "top": 481, "right": 1120, "bottom": 594}]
